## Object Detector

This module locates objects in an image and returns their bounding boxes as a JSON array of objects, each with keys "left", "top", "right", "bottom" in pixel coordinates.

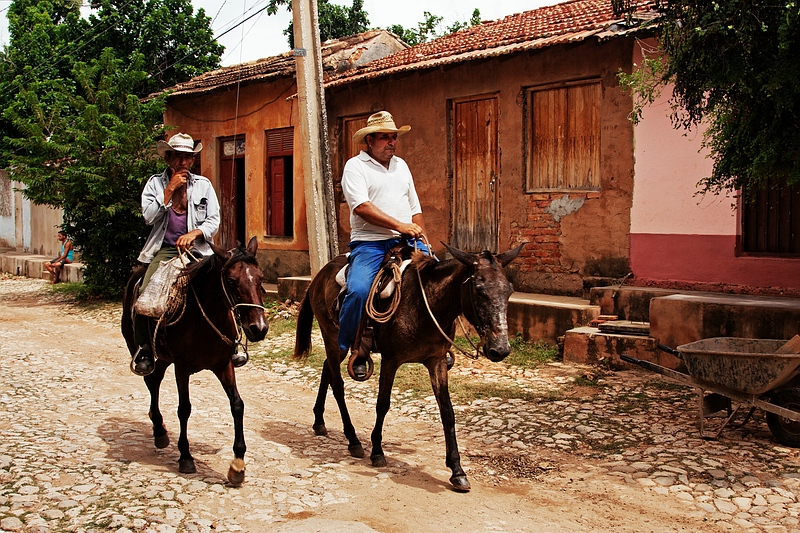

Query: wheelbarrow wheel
[{"left": 766, "top": 389, "right": 800, "bottom": 448}]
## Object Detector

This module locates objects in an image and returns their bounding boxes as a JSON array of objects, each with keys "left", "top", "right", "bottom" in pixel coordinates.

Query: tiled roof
[
  {"left": 162, "top": 29, "right": 407, "bottom": 98},
  {"left": 325, "top": 0, "right": 657, "bottom": 89}
]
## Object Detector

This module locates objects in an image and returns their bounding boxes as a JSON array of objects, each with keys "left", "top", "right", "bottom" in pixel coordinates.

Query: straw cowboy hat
[
  {"left": 352, "top": 111, "right": 411, "bottom": 144},
  {"left": 157, "top": 133, "right": 203, "bottom": 158}
]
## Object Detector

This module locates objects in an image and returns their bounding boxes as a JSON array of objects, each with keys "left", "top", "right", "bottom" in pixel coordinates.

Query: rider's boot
[
  {"left": 231, "top": 350, "right": 248, "bottom": 368},
  {"left": 131, "top": 344, "right": 155, "bottom": 376},
  {"left": 347, "top": 319, "right": 374, "bottom": 381}
]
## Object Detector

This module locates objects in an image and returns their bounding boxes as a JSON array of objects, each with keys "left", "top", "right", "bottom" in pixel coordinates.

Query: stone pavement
[{"left": 3, "top": 275, "right": 800, "bottom": 532}]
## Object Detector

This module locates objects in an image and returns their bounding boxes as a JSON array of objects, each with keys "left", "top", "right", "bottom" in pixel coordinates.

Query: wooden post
[{"left": 292, "top": 0, "right": 338, "bottom": 275}]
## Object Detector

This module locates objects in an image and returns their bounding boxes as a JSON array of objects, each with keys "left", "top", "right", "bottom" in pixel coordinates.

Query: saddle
[
  {"left": 338, "top": 243, "right": 415, "bottom": 381},
  {"left": 333, "top": 243, "right": 414, "bottom": 319}
]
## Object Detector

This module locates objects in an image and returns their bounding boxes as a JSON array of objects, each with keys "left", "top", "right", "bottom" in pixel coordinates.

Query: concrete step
[
  {"left": 0, "top": 252, "right": 84, "bottom": 282},
  {"left": 650, "top": 293, "right": 800, "bottom": 349},
  {"left": 277, "top": 276, "right": 311, "bottom": 302},
  {"left": 262, "top": 282, "right": 278, "bottom": 300},
  {"left": 507, "top": 293, "right": 599, "bottom": 344},
  {"left": 563, "top": 326, "right": 683, "bottom": 371}
]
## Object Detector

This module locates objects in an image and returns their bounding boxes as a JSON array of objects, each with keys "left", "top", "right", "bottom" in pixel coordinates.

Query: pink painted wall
[{"left": 630, "top": 39, "right": 800, "bottom": 292}]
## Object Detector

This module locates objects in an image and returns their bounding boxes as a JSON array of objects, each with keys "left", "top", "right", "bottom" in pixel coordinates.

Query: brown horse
[
  {"left": 293, "top": 242, "right": 523, "bottom": 491},
  {"left": 121, "top": 236, "right": 268, "bottom": 485}
]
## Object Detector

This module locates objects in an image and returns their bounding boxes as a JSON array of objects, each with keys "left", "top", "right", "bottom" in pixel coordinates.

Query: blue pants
[{"left": 337, "top": 238, "right": 430, "bottom": 352}]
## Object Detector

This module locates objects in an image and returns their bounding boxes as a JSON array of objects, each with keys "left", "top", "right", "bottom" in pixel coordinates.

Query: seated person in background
[{"left": 44, "top": 231, "right": 74, "bottom": 284}]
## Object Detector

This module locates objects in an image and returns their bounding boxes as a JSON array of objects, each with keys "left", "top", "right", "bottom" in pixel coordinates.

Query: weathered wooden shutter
[{"left": 530, "top": 82, "right": 600, "bottom": 190}]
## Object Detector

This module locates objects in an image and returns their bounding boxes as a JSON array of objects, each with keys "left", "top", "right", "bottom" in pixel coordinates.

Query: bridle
[
  {"left": 416, "top": 265, "right": 486, "bottom": 360},
  {"left": 189, "top": 253, "right": 267, "bottom": 357}
]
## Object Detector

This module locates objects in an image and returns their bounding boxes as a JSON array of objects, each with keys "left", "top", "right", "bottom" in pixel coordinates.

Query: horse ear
[
  {"left": 496, "top": 243, "right": 524, "bottom": 267},
  {"left": 210, "top": 242, "right": 228, "bottom": 258},
  {"left": 246, "top": 236, "right": 258, "bottom": 256},
  {"left": 441, "top": 241, "right": 476, "bottom": 266}
]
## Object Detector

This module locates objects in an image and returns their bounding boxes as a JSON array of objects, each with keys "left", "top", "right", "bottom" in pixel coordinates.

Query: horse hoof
[
  {"left": 179, "top": 459, "right": 196, "bottom": 474},
  {"left": 449, "top": 475, "right": 471, "bottom": 492},
  {"left": 227, "top": 458, "right": 245, "bottom": 487},
  {"left": 154, "top": 433, "right": 169, "bottom": 449},
  {"left": 371, "top": 454, "right": 387, "bottom": 468},
  {"left": 313, "top": 424, "right": 328, "bottom": 436},
  {"left": 348, "top": 444, "right": 365, "bottom": 458}
]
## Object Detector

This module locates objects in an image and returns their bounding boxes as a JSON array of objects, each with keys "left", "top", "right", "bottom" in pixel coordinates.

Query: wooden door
[
  {"left": 452, "top": 96, "right": 499, "bottom": 252},
  {"left": 269, "top": 157, "right": 286, "bottom": 235},
  {"left": 219, "top": 137, "right": 245, "bottom": 249}
]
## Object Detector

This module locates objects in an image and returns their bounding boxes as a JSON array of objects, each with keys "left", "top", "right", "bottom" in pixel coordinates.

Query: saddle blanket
[{"left": 335, "top": 259, "right": 412, "bottom": 299}]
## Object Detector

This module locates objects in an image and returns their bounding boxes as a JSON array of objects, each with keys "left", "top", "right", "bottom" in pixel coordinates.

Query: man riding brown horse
[
  {"left": 338, "top": 111, "right": 433, "bottom": 380},
  {"left": 131, "top": 133, "right": 247, "bottom": 376}
]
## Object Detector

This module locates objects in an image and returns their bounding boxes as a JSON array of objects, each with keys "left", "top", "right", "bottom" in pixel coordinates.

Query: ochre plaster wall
[
  {"left": 164, "top": 78, "right": 311, "bottom": 279},
  {"left": 327, "top": 39, "right": 637, "bottom": 296}
]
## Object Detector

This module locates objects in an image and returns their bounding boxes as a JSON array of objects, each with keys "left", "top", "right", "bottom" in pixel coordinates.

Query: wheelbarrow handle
[{"left": 657, "top": 343, "right": 682, "bottom": 358}]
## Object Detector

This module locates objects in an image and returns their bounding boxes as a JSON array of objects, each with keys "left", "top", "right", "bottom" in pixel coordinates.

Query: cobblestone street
[{"left": 2, "top": 275, "right": 800, "bottom": 532}]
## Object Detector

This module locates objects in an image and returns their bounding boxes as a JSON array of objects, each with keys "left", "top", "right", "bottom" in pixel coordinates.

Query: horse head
[
  {"left": 210, "top": 236, "right": 269, "bottom": 342},
  {"left": 442, "top": 242, "right": 523, "bottom": 362}
]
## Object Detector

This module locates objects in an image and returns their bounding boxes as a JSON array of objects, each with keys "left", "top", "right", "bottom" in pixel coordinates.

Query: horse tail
[{"left": 293, "top": 290, "right": 314, "bottom": 361}]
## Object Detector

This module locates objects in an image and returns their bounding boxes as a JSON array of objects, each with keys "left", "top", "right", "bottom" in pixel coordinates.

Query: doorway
[
  {"left": 451, "top": 95, "right": 499, "bottom": 252},
  {"left": 219, "top": 136, "right": 246, "bottom": 249}
]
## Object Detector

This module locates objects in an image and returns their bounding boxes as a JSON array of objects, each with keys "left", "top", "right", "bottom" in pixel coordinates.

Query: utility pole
[{"left": 292, "top": 0, "right": 338, "bottom": 275}]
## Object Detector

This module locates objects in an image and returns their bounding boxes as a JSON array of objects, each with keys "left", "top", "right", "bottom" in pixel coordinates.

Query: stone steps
[{"left": 0, "top": 252, "right": 83, "bottom": 283}]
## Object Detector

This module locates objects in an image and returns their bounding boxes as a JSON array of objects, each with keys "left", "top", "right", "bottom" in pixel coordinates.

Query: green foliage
[
  {"left": 267, "top": 0, "right": 370, "bottom": 47},
  {"left": 265, "top": 0, "right": 480, "bottom": 48},
  {"left": 1, "top": 0, "right": 221, "bottom": 297},
  {"left": 387, "top": 9, "right": 481, "bottom": 46},
  {"left": 85, "top": 0, "right": 224, "bottom": 95},
  {"left": 6, "top": 49, "right": 168, "bottom": 297},
  {"left": 619, "top": 0, "right": 800, "bottom": 195}
]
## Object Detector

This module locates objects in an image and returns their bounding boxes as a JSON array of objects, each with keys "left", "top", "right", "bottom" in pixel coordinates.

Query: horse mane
[
  {"left": 179, "top": 244, "right": 259, "bottom": 282},
  {"left": 411, "top": 249, "right": 438, "bottom": 271},
  {"left": 181, "top": 253, "right": 217, "bottom": 282}
]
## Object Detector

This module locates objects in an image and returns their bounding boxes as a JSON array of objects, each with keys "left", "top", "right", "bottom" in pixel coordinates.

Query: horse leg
[
  {"left": 312, "top": 362, "right": 332, "bottom": 436},
  {"left": 426, "top": 358, "right": 471, "bottom": 492},
  {"left": 214, "top": 363, "right": 246, "bottom": 486},
  {"left": 144, "top": 359, "right": 170, "bottom": 449},
  {"left": 326, "top": 349, "right": 364, "bottom": 458},
  {"left": 174, "top": 367, "right": 196, "bottom": 474},
  {"left": 370, "top": 359, "right": 399, "bottom": 468}
]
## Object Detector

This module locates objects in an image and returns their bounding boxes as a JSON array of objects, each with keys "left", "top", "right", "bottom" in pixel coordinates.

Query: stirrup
[
  {"left": 231, "top": 351, "right": 249, "bottom": 368},
  {"left": 131, "top": 345, "right": 155, "bottom": 377},
  {"left": 347, "top": 352, "right": 374, "bottom": 381}
]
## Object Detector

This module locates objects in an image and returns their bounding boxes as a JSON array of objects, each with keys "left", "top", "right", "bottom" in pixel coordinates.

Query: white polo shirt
[{"left": 341, "top": 151, "right": 422, "bottom": 242}]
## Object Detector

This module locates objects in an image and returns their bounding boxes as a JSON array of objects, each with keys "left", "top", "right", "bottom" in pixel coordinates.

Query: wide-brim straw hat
[
  {"left": 352, "top": 111, "right": 411, "bottom": 144},
  {"left": 157, "top": 133, "right": 203, "bottom": 158}
]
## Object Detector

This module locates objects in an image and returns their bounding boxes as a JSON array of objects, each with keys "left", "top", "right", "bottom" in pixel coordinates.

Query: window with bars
[
  {"left": 741, "top": 179, "right": 800, "bottom": 255},
  {"left": 526, "top": 81, "right": 601, "bottom": 191}
]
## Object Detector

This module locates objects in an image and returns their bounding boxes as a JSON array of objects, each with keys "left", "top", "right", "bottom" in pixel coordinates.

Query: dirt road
[{"left": 1, "top": 275, "right": 797, "bottom": 532}]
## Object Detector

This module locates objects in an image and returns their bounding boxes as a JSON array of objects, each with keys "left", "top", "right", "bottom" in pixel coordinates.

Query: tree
[
  {"left": 618, "top": 0, "right": 800, "bottom": 196},
  {"left": 5, "top": 50, "right": 168, "bottom": 296},
  {"left": 267, "top": 0, "right": 370, "bottom": 47},
  {"left": 85, "top": 0, "right": 224, "bottom": 95},
  {"left": 387, "top": 9, "right": 481, "bottom": 46},
  {"left": 1, "top": 0, "right": 222, "bottom": 296}
]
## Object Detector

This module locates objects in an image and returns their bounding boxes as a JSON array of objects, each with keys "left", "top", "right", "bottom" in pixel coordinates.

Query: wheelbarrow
[{"left": 621, "top": 336, "right": 800, "bottom": 447}]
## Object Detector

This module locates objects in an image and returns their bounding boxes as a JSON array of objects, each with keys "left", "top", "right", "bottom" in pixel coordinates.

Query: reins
[
  {"left": 154, "top": 250, "right": 267, "bottom": 360},
  {"left": 415, "top": 268, "right": 483, "bottom": 360},
  {"left": 365, "top": 236, "right": 431, "bottom": 324}
]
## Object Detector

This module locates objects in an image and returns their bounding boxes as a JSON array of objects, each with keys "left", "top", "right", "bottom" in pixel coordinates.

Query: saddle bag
[{"left": 134, "top": 256, "right": 188, "bottom": 318}]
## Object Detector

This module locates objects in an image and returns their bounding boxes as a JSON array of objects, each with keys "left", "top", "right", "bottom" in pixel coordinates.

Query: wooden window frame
[
  {"left": 525, "top": 79, "right": 602, "bottom": 193},
  {"left": 739, "top": 179, "right": 800, "bottom": 256},
  {"left": 265, "top": 127, "right": 294, "bottom": 238}
]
